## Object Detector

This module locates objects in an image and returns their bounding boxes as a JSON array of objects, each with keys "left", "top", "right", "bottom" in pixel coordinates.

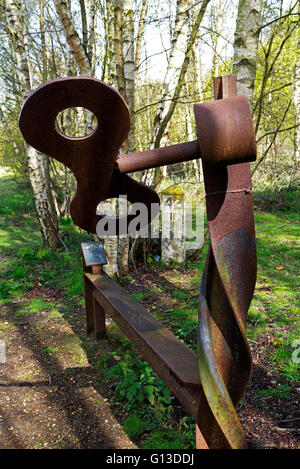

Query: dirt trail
[{"left": 0, "top": 291, "right": 136, "bottom": 449}]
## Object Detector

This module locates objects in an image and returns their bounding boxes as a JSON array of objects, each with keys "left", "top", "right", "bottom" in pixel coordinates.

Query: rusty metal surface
[
  {"left": 19, "top": 76, "right": 159, "bottom": 234},
  {"left": 117, "top": 139, "right": 200, "bottom": 173},
  {"left": 117, "top": 96, "right": 256, "bottom": 173},
  {"left": 194, "top": 95, "right": 256, "bottom": 166},
  {"left": 196, "top": 75, "right": 257, "bottom": 449}
]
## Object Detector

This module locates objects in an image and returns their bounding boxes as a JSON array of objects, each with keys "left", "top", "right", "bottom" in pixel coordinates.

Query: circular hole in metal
[{"left": 55, "top": 107, "right": 97, "bottom": 138}]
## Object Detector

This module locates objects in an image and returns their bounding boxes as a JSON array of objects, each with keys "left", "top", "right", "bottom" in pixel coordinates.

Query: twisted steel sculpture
[
  {"left": 196, "top": 76, "right": 257, "bottom": 449},
  {"left": 19, "top": 74, "right": 257, "bottom": 449}
]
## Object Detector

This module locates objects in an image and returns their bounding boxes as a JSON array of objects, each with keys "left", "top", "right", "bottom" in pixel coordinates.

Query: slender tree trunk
[
  {"left": 102, "top": 0, "right": 117, "bottom": 86},
  {"left": 87, "top": 0, "right": 96, "bottom": 66},
  {"left": 232, "top": 0, "right": 263, "bottom": 104},
  {"left": 56, "top": 0, "right": 127, "bottom": 275},
  {"left": 6, "top": 0, "right": 59, "bottom": 248},
  {"left": 186, "top": 103, "right": 201, "bottom": 182},
  {"left": 122, "top": 0, "right": 135, "bottom": 153},
  {"left": 135, "top": 0, "right": 148, "bottom": 72},
  {"left": 210, "top": 0, "right": 223, "bottom": 81},
  {"left": 113, "top": 0, "right": 126, "bottom": 98},
  {"left": 294, "top": 11, "right": 300, "bottom": 169},
  {"left": 113, "top": 0, "right": 136, "bottom": 274},
  {"left": 149, "top": 0, "right": 193, "bottom": 149},
  {"left": 144, "top": 0, "right": 210, "bottom": 188},
  {"left": 54, "top": 0, "right": 91, "bottom": 75}
]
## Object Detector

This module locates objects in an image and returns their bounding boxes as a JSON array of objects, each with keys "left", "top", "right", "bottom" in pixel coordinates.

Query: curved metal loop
[{"left": 19, "top": 76, "right": 159, "bottom": 234}]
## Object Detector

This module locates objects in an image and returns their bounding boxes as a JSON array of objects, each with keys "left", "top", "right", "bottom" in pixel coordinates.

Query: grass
[
  {"left": 256, "top": 384, "right": 292, "bottom": 400},
  {"left": 0, "top": 174, "right": 299, "bottom": 448},
  {"left": 245, "top": 212, "right": 299, "bottom": 383}
]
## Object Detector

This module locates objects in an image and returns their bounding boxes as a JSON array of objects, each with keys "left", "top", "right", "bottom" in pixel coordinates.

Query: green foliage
[
  {"left": 122, "top": 414, "right": 150, "bottom": 438},
  {"left": 98, "top": 352, "right": 172, "bottom": 416},
  {"left": 247, "top": 211, "right": 299, "bottom": 344},
  {"left": 253, "top": 182, "right": 300, "bottom": 213},
  {"left": 147, "top": 256, "right": 153, "bottom": 265},
  {"left": 0, "top": 280, "right": 14, "bottom": 299},
  {"left": 122, "top": 275, "right": 133, "bottom": 282},
  {"left": 0, "top": 178, "right": 34, "bottom": 216},
  {"left": 172, "top": 289, "right": 190, "bottom": 300},
  {"left": 18, "top": 247, "right": 36, "bottom": 261},
  {"left": 141, "top": 431, "right": 190, "bottom": 450},
  {"left": 0, "top": 279, "right": 27, "bottom": 299},
  {"left": 16, "top": 298, "right": 55, "bottom": 317},
  {"left": 271, "top": 332, "right": 300, "bottom": 383},
  {"left": 41, "top": 347, "right": 58, "bottom": 356},
  {"left": 131, "top": 292, "right": 146, "bottom": 302},
  {"left": 36, "top": 249, "right": 50, "bottom": 260},
  {"left": 257, "top": 384, "right": 291, "bottom": 400}
]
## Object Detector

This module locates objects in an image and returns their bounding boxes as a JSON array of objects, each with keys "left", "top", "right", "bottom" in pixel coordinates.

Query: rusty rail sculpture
[{"left": 19, "top": 74, "right": 257, "bottom": 449}]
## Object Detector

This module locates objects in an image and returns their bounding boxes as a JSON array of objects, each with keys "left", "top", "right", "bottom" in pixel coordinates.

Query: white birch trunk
[
  {"left": 6, "top": 0, "right": 59, "bottom": 248},
  {"left": 186, "top": 103, "right": 202, "bottom": 182},
  {"left": 150, "top": 0, "right": 193, "bottom": 148},
  {"left": 134, "top": 0, "right": 148, "bottom": 72},
  {"left": 113, "top": 0, "right": 126, "bottom": 98},
  {"left": 122, "top": 0, "right": 135, "bottom": 153},
  {"left": 116, "top": 0, "right": 136, "bottom": 274},
  {"left": 144, "top": 0, "right": 210, "bottom": 188},
  {"left": 294, "top": 17, "right": 300, "bottom": 169},
  {"left": 232, "top": 0, "right": 263, "bottom": 104},
  {"left": 103, "top": 0, "right": 117, "bottom": 86}
]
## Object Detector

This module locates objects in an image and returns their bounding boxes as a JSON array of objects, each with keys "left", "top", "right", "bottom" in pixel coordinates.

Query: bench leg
[
  {"left": 83, "top": 275, "right": 95, "bottom": 336},
  {"left": 93, "top": 296, "right": 106, "bottom": 339}
]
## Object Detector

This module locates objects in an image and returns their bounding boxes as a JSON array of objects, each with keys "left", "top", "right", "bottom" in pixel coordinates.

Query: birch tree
[
  {"left": 5, "top": 0, "right": 59, "bottom": 248},
  {"left": 293, "top": 8, "right": 300, "bottom": 169},
  {"left": 144, "top": 0, "right": 211, "bottom": 188},
  {"left": 113, "top": 0, "right": 136, "bottom": 274},
  {"left": 232, "top": 0, "right": 263, "bottom": 104},
  {"left": 54, "top": 0, "right": 91, "bottom": 75},
  {"left": 149, "top": 0, "right": 193, "bottom": 148}
]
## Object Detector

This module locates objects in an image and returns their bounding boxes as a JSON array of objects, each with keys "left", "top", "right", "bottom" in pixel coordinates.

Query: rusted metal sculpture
[
  {"left": 196, "top": 76, "right": 257, "bottom": 449},
  {"left": 19, "top": 74, "right": 257, "bottom": 449}
]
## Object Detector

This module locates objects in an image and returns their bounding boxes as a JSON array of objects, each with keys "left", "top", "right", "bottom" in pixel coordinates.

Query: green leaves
[
  {"left": 102, "top": 353, "right": 172, "bottom": 413},
  {"left": 36, "top": 248, "right": 49, "bottom": 260}
]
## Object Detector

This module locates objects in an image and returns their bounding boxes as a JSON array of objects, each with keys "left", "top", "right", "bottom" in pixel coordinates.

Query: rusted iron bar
[
  {"left": 117, "top": 140, "right": 200, "bottom": 172},
  {"left": 117, "top": 95, "right": 256, "bottom": 173}
]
